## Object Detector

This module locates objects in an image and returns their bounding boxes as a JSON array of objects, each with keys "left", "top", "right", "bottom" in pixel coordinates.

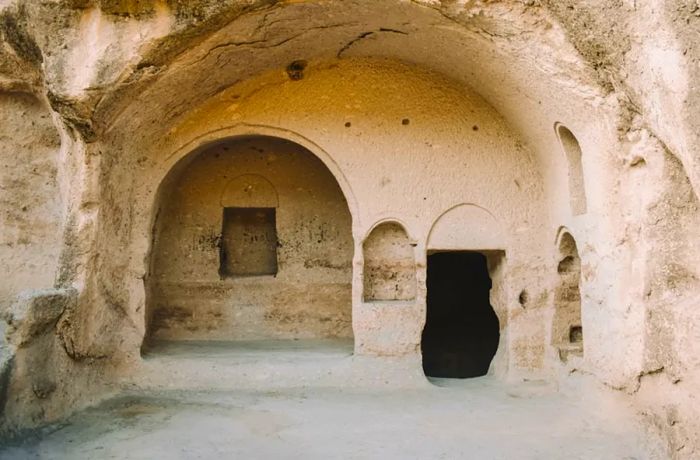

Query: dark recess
[
  {"left": 422, "top": 252, "right": 500, "bottom": 378},
  {"left": 286, "top": 60, "right": 307, "bottom": 80}
]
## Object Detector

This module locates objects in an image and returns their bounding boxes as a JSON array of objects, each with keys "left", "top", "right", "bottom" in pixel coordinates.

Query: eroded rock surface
[{"left": 0, "top": 0, "right": 699, "bottom": 458}]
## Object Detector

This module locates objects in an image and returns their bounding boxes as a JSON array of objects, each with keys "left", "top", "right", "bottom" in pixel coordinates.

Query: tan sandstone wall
[{"left": 0, "top": 92, "right": 62, "bottom": 309}]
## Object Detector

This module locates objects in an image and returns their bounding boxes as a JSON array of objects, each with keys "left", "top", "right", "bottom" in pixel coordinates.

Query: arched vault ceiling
[
  {"left": 6, "top": 1, "right": 700, "bottom": 198},
  {"left": 87, "top": 0, "right": 609, "bottom": 167}
]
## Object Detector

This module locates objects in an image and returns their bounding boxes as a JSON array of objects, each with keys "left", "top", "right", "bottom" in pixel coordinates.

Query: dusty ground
[{"left": 0, "top": 341, "right": 648, "bottom": 459}]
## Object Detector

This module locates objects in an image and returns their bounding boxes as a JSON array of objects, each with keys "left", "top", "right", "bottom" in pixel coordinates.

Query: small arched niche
[
  {"left": 552, "top": 231, "right": 583, "bottom": 362},
  {"left": 363, "top": 222, "right": 416, "bottom": 302},
  {"left": 555, "top": 124, "right": 588, "bottom": 216}
]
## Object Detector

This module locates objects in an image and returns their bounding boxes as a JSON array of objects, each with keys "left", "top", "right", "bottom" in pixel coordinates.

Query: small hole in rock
[
  {"left": 518, "top": 290, "right": 529, "bottom": 307},
  {"left": 345, "top": 122, "right": 351, "bottom": 128},
  {"left": 286, "top": 60, "right": 307, "bottom": 81},
  {"left": 472, "top": 125, "right": 479, "bottom": 131},
  {"left": 402, "top": 118, "right": 410, "bottom": 125},
  {"left": 569, "top": 325, "right": 583, "bottom": 343}
]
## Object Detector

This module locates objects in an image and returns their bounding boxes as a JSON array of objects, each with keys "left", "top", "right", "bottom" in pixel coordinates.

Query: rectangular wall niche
[{"left": 220, "top": 207, "right": 278, "bottom": 277}]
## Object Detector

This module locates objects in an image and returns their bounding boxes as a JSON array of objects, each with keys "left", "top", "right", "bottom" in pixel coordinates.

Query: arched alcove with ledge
[
  {"left": 362, "top": 221, "right": 417, "bottom": 303},
  {"left": 144, "top": 135, "right": 354, "bottom": 346},
  {"left": 551, "top": 230, "right": 584, "bottom": 363}
]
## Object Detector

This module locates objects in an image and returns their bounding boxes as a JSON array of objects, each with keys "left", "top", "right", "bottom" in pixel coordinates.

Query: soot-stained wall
[{"left": 147, "top": 136, "right": 354, "bottom": 341}]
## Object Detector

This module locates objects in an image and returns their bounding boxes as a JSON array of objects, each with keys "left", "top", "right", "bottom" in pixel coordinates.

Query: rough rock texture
[
  {"left": 3, "top": 289, "right": 74, "bottom": 348},
  {"left": 0, "top": 92, "right": 62, "bottom": 310},
  {"left": 0, "top": 0, "right": 699, "bottom": 457}
]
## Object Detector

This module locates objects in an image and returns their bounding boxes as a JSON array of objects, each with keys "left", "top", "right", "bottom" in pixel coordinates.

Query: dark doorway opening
[{"left": 422, "top": 252, "right": 500, "bottom": 378}]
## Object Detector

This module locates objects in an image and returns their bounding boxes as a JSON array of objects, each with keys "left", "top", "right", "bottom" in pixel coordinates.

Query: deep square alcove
[{"left": 220, "top": 207, "right": 278, "bottom": 277}]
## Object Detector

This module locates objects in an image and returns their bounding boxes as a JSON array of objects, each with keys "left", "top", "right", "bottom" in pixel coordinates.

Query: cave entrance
[{"left": 422, "top": 251, "right": 500, "bottom": 378}]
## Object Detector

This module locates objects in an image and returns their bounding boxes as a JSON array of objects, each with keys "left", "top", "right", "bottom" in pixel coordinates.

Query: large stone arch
[
  {"left": 140, "top": 123, "right": 362, "bottom": 258},
  {"left": 144, "top": 134, "right": 356, "bottom": 344},
  {"left": 122, "top": 63, "right": 547, "bottom": 361}
]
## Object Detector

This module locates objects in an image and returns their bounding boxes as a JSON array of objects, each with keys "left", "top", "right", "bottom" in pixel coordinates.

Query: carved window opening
[{"left": 220, "top": 207, "right": 278, "bottom": 277}]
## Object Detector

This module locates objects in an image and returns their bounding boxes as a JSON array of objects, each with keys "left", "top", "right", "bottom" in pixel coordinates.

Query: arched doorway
[
  {"left": 144, "top": 136, "right": 354, "bottom": 346},
  {"left": 423, "top": 205, "right": 505, "bottom": 379}
]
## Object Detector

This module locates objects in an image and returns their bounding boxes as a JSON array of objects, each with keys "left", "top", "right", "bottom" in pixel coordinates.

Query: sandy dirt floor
[{"left": 0, "top": 341, "right": 648, "bottom": 459}]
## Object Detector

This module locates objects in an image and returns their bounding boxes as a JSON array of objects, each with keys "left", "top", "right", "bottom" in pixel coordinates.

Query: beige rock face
[
  {"left": 0, "top": 92, "right": 62, "bottom": 310},
  {"left": 0, "top": 0, "right": 699, "bottom": 457}
]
